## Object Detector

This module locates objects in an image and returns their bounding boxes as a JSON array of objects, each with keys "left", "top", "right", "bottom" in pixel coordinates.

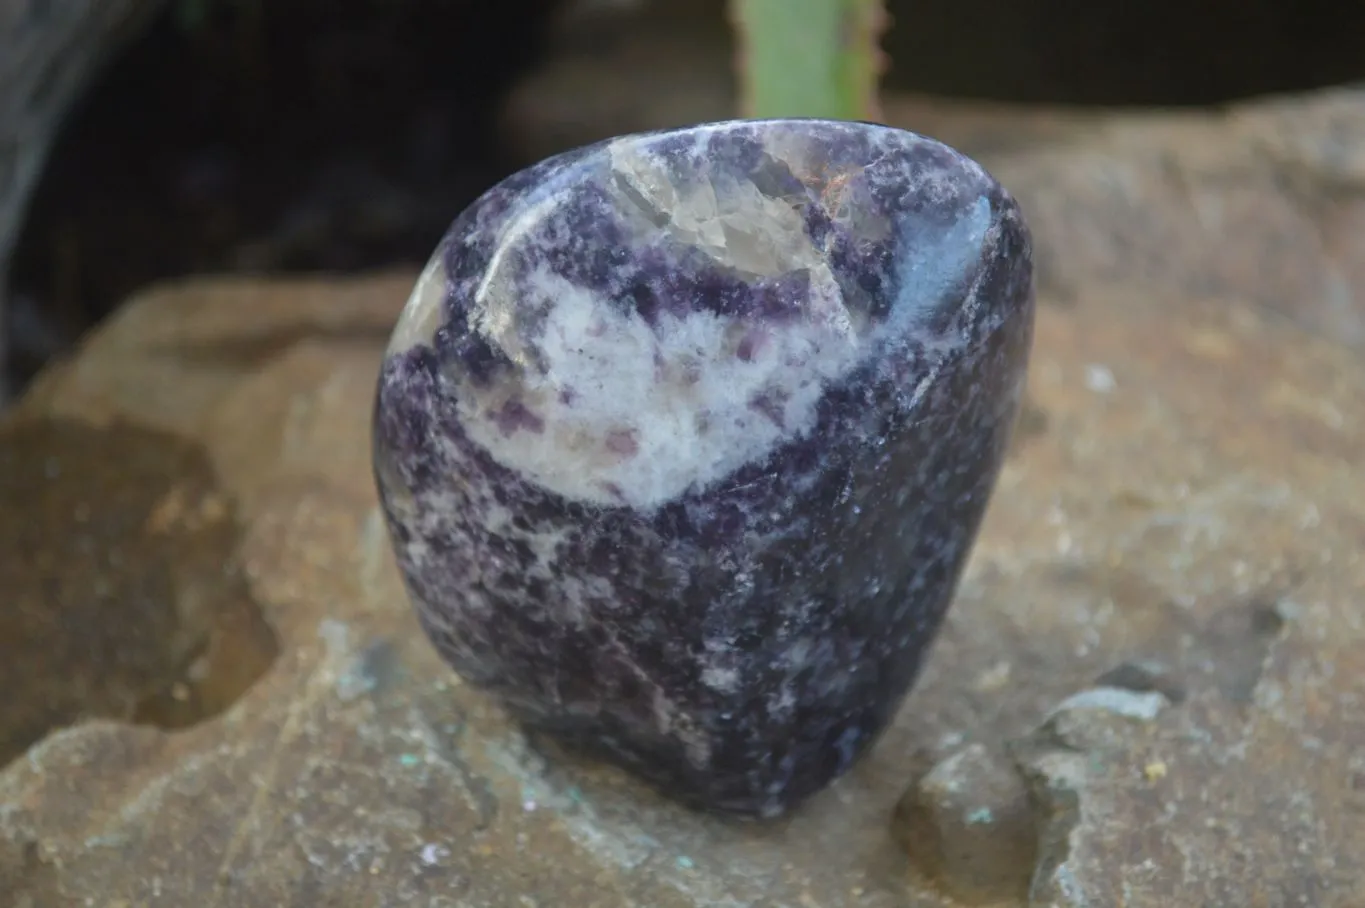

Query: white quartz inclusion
[{"left": 393, "top": 124, "right": 990, "bottom": 511}]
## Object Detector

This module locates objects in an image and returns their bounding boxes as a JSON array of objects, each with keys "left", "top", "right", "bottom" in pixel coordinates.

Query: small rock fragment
[
  {"left": 1032, "top": 685, "right": 1171, "bottom": 757},
  {"left": 1014, "top": 682, "right": 1174, "bottom": 907},
  {"left": 892, "top": 742, "right": 1038, "bottom": 904},
  {"left": 1092, "top": 660, "right": 1186, "bottom": 704}
]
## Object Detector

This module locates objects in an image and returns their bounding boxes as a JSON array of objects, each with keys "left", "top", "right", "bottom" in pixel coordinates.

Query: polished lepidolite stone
[{"left": 372, "top": 119, "right": 1034, "bottom": 818}]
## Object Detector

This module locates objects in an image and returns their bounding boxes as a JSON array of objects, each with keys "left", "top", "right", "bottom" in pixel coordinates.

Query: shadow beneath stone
[
  {"left": 1006, "top": 395, "right": 1048, "bottom": 457},
  {"left": 1200, "top": 593, "right": 1290, "bottom": 704},
  {"left": 0, "top": 417, "right": 278, "bottom": 768}
]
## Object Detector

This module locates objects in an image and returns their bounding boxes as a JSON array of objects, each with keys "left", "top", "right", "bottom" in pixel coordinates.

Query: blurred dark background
[{"left": 8, "top": 0, "right": 1365, "bottom": 390}]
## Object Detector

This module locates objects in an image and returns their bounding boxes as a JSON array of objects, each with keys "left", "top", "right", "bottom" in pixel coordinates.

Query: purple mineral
[{"left": 372, "top": 119, "right": 1034, "bottom": 817}]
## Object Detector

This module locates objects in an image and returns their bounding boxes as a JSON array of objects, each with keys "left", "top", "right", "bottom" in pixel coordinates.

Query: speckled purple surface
[{"left": 372, "top": 119, "right": 1034, "bottom": 817}]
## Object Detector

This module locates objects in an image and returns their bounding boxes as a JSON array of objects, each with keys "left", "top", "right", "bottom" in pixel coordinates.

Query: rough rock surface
[
  {"left": 373, "top": 119, "right": 1034, "bottom": 818},
  {"left": 2, "top": 88, "right": 1364, "bottom": 905}
]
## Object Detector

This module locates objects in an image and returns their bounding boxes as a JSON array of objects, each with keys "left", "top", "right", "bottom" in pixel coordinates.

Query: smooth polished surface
[{"left": 372, "top": 119, "right": 1034, "bottom": 816}]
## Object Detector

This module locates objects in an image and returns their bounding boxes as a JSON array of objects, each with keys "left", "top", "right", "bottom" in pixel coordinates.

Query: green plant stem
[{"left": 730, "top": 0, "right": 887, "bottom": 122}]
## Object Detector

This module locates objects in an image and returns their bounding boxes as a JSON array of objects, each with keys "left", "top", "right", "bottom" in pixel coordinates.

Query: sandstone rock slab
[{"left": 2, "top": 90, "right": 1363, "bottom": 905}]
